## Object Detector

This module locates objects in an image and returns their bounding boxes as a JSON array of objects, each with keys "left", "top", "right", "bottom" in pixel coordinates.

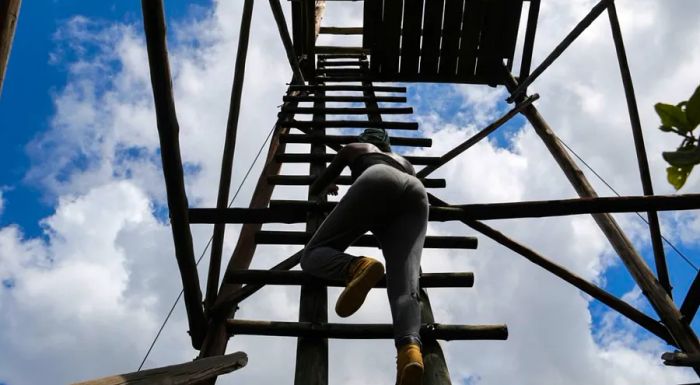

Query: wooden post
[
  {"left": 505, "top": 74, "right": 700, "bottom": 374},
  {"left": 0, "top": 0, "right": 21, "bottom": 96},
  {"left": 205, "top": 0, "right": 255, "bottom": 312},
  {"left": 269, "top": 0, "right": 306, "bottom": 84},
  {"left": 141, "top": 0, "right": 206, "bottom": 349},
  {"left": 295, "top": 83, "right": 328, "bottom": 385},
  {"left": 506, "top": 0, "right": 611, "bottom": 103},
  {"left": 72, "top": 352, "right": 247, "bottom": 385},
  {"left": 607, "top": 3, "right": 670, "bottom": 295}
]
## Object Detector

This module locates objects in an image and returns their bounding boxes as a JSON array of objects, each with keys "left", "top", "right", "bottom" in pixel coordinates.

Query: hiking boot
[
  {"left": 335, "top": 257, "right": 384, "bottom": 317},
  {"left": 396, "top": 343, "right": 424, "bottom": 385}
]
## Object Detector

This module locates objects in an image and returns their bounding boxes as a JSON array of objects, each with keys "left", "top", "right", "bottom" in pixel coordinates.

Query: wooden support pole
[
  {"left": 662, "top": 352, "right": 700, "bottom": 367},
  {"left": 607, "top": 3, "right": 671, "bottom": 296},
  {"left": 141, "top": 0, "right": 206, "bottom": 349},
  {"left": 0, "top": 0, "right": 20, "bottom": 96},
  {"left": 505, "top": 74, "right": 700, "bottom": 374},
  {"left": 72, "top": 352, "right": 247, "bottom": 385},
  {"left": 416, "top": 94, "right": 539, "bottom": 178},
  {"left": 518, "top": 0, "right": 540, "bottom": 81},
  {"left": 197, "top": 86, "right": 299, "bottom": 373},
  {"left": 295, "top": 83, "right": 328, "bottom": 385},
  {"left": 205, "top": 0, "right": 254, "bottom": 312},
  {"left": 506, "top": 0, "right": 610, "bottom": 103},
  {"left": 269, "top": 0, "right": 306, "bottom": 84},
  {"left": 681, "top": 271, "right": 700, "bottom": 323}
]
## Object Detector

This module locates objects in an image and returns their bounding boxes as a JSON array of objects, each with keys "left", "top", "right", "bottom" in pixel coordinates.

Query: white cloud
[{"left": 1, "top": 0, "right": 700, "bottom": 384}]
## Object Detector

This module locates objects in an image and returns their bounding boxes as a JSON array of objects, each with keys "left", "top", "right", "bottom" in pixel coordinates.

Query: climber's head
[{"left": 358, "top": 128, "right": 391, "bottom": 152}]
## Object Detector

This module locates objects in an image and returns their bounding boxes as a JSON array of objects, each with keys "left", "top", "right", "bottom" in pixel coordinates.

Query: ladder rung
[
  {"left": 319, "top": 27, "right": 363, "bottom": 35},
  {"left": 282, "top": 95, "right": 407, "bottom": 103},
  {"left": 282, "top": 107, "right": 413, "bottom": 115},
  {"left": 317, "top": 68, "right": 364, "bottom": 74},
  {"left": 255, "top": 231, "right": 478, "bottom": 249},
  {"left": 284, "top": 120, "right": 418, "bottom": 130},
  {"left": 317, "top": 52, "right": 367, "bottom": 59},
  {"left": 227, "top": 320, "right": 507, "bottom": 340},
  {"left": 317, "top": 61, "right": 366, "bottom": 67},
  {"left": 313, "top": 76, "right": 371, "bottom": 82},
  {"left": 226, "top": 270, "right": 474, "bottom": 288},
  {"left": 275, "top": 154, "right": 438, "bottom": 164},
  {"left": 268, "top": 175, "right": 446, "bottom": 188},
  {"left": 280, "top": 133, "right": 430, "bottom": 147},
  {"left": 287, "top": 85, "right": 406, "bottom": 93}
]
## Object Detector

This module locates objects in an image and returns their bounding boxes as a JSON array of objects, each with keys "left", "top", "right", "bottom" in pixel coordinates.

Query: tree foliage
[{"left": 656, "top": 85, "right": 700, "bottom": 189}]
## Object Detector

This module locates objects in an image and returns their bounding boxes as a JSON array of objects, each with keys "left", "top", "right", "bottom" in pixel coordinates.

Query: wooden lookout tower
[{"left": 2, "top": 0, "right": 699, "bottom": 383}]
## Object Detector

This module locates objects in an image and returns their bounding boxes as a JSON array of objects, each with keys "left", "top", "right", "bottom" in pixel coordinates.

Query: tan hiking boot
[
  {"left": 335, "top": 257, "right": 384, "bottom": 317},
  {"left": 396, "top": 343, "right": 424, "bottom": 385}
]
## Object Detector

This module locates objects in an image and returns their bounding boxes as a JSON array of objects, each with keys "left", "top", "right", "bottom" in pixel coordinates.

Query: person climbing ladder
[{"left": 300, "top": 128, "right": 428, "bottom": 385}]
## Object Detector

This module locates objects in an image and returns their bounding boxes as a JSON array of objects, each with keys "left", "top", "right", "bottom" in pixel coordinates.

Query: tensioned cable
[
  {"left": 137, "top": 124, "right": 277, "bottom": 371},
  {"left": 556, "top": 137, "right": 699, "bottom": 272}
]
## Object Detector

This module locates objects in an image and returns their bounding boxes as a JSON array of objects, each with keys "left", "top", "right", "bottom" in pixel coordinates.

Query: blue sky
[{"left": 1, "top": 1, "right": 699, "bottom": 384}]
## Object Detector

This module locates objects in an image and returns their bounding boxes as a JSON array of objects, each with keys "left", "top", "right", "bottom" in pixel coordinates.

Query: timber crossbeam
[
  {"left": 226, "top": 270, "right": 474, "bottom": 288},
  {"left": 227, "top": 320, "right": 508, "bottom": 340}
]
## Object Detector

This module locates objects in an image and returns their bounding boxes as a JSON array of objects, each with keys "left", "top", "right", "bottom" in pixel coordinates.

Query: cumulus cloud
[{"left": 1, "top": 0, "right": 699, "bottom": 384}]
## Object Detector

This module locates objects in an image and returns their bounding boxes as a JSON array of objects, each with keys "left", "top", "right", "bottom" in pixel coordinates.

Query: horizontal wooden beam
[
  {"left": 226, "top": 270, "right": 474, "bottom": 288},
  {"left": 285, "top": 119, "right": 418, "bottom": 129},
  {"left": 227, "top": 320, "right": 507, "bottom": 340},
  {"left": 268, "top": 175, "right": 446, "bottom": 188},
  {"left": 287, "top": 84, "right": 405, "bottom": 92},
  {"left": 275, "top": 153, "right": 438, "bottom": 164},
  {"left": 317, "top": 53, "right": 366, "bottom": 59},
  {"left": 282, "top": 95, "right": 406, "bottom": 103},
  {"left": 282, "top": 106, "right": 413, "bottom": 115},
  {"left": 662, "top": 352, "right": 700, "bottom": 367},
  {"left": 280, "top": 133, "right": 430, "bottom": 146},
  {"left": 317, "top": 60, "right": 365, "bottom": 67},
  {"left": 319, "top": 27, "right": 363, "bottom": 35},
  {"left": 255, "top": 230, "right": 478, "bottom": 249},
  {"left": 443, "top": 193, "right": 700, "bottom": 220},
  {"left": 72, "top": 352, "right": 248, "bottom": 385}
]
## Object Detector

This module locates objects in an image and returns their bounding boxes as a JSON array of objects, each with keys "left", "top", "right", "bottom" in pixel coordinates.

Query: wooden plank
[
  {"left": 498, "top": 0, "right": 524, "bottom": 71},
  {"left": 281, "top": 106, "right": 413, "bottom": 115},
  {"left": 474, "top": 0, "right": 506, "bottom": 85},
  {"left": 363, "top": 0, "right": 382, "bottom": 72},
  {"left": 380, "top": 0, "right": 403, "bottom": 75},
  {"left": 318, "top": 53, "right": 366, "bottom": 59},
  {"left": 438, "top": 0, "right": 465, "bottom": 77},
  {"left": 457, "top": 0, "right": 485, "bottom": 79},
  {"left": 226, "top": 270, "right": 474, "bottom": 288},
  {"left": 420, "top": 0, "right": 445, "bottom": 76},
  {"left": 72, "top": 352, "right": 247, "bottom": 385},
  {"left": 268, "top": 175, "right": 446, "bottom": 188},
  {"left": 0, "top": 0, "right": 20, "bottom": 95},
  {"left": 228, "top": 320, "right": 507, "bottom": 340},
  {"left": 320, "top": 26, "right": 363, "bottom": 35},
  {"left": 141, "top": 0, "right": 206, "bottom": 349},
  {"left": 280, "top": 133, "right": 430, "bottom": 146},
  {"left": 255, "top": 231, "right": 478, "bottom": 249},
  {"left": 317, "top": 60, "right": 364, "bottom": 67},
  {"left": 399, "top": 0, "right": 423, "bottom": 75},
  {"left": 285, "top": 120, "right": 418, "bottom": 129}
]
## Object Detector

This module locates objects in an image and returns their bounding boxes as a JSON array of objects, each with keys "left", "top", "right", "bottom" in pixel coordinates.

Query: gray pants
[{"left": 300, "top": 164, "right": 428, "bottom": 347}]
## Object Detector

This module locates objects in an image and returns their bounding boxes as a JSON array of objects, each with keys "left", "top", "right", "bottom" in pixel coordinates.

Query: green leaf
[
  {"left": 686, "top": 86, "right": 700, "bottom": 128},
  {"left": 667, "top": 165, "right": 694, "bottom": 190},
  {"left": 662, "top": 145, "right": 700, "bottom": 167},
  {"left": 655, "top": 103, "right": 692, "bottom": 132},
  {"left": 658, "top": 125, "right": 674, "bottom": 132}
]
